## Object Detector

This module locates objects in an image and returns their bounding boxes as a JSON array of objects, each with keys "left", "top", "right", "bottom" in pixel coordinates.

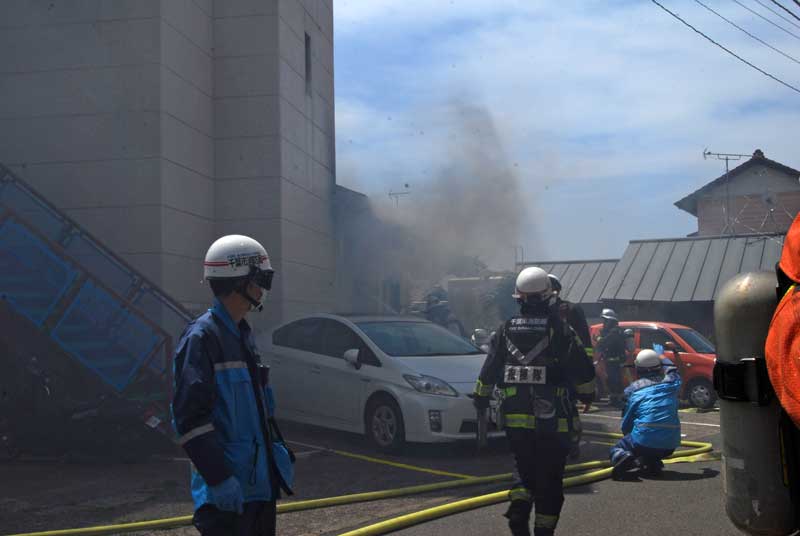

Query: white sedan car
[{"left": 261, "top": 314, "right": 495, "bottom": 450}]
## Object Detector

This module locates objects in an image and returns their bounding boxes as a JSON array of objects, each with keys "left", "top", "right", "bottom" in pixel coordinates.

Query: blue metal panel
[
  {"left": 0, "top": 220, "right": 77, "bottom": 326},
  {"left": 51, "top": 280, "right": 165, "bottom": 392},
  {"left": 0, "top": 179, "right": 65, "bottom": 243}
]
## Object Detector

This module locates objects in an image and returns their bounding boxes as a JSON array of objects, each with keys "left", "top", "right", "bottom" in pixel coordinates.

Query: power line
[
  {"left": 752, "top": 0, "right": 800, "bottom": 31},
  {"left": 730, "top": 0, "right": 800, "bottom": 42},
  {"left": 770, "top": 0, "right": 800, "bottom": 23},
  {"left": 651, "top": 0, "right": 800, "bottom": 95},
  {"left": 694, "top": 0, "right": 800, "bottom": 66}
]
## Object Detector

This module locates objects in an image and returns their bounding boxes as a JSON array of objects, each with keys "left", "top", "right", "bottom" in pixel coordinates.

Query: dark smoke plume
[{"left": 379, "top": 101, "right": 536, "bottom": 278}]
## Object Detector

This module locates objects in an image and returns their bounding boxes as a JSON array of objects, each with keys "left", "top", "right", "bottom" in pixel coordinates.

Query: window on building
[{"left": 305, "top": 32, "right": 312, "bottom": 95}]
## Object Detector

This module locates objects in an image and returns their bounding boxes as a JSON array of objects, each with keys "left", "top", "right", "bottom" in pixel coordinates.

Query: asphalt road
[{"left": 0, "top": 403, "right": 730, "bottom": 536}]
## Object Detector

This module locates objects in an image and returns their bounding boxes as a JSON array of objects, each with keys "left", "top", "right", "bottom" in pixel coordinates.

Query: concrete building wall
[
  {"left": 160, "top": 0, "right": 214, "bottom": 311},
  {"left": 0, "top": 1, "right": 165, "bottom": 286},
  {"left": 696, "top": 163, "right": 800, "bottom": 236},
  {"left": 211, "top": 0, "right": 284, "bottom": 327},
  {"left": 0, "top": 0, "right": 336, "bottom": 331},
  {"left": 275, "top": 0, "right": 336, "bottom": 323}
]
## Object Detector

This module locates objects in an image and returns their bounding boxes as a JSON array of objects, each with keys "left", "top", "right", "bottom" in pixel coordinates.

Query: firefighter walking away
[{"left": 473, "top": 267, "right": 595, "bottom": 535}]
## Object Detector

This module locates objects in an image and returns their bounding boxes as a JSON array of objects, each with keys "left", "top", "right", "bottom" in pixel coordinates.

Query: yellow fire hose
[
  {"left": 339, "top": 431, "right": 715, "bottom": 536},
  {"left": 5, "top": 431, "right": 713, "bottom": 536}
]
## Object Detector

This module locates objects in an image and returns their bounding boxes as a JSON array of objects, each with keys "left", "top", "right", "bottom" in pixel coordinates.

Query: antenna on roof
[
  {"left": 388, "top": 183, "right": 411, "bottom": 207},
  {"left": 703, "top": 149, "right": 752, "bottom": 236}
]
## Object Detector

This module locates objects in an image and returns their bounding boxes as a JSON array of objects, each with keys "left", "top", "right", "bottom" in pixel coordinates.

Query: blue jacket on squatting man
[
  {"left": 621, "top": 361, "right": 682, "bottom": 451},
  {"left": 172, "top": 299, "right": 294, "bottom": 510}
]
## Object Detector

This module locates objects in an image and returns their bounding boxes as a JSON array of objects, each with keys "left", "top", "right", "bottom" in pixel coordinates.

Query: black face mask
[{"left": 519, "top": 296, "right": 549, "bottom": 316}]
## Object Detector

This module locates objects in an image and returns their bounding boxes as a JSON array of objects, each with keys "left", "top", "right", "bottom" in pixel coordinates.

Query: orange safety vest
[{"left": 765, "top": 212, "right": 800, "bottom": 428}]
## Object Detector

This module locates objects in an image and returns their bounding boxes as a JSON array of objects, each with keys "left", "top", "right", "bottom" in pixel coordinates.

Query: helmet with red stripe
[{"left": 204, "top": 234, "right": 274, "bottom": 291}]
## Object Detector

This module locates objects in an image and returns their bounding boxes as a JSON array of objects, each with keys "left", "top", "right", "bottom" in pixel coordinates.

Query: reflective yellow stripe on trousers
[{"left": 504, "top": 415, "right": 569, "bottom": 432}]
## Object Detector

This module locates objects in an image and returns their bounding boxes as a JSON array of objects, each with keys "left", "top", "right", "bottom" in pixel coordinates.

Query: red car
[{"left": 590, "top": 321, "right": 717, "bottom": 409}]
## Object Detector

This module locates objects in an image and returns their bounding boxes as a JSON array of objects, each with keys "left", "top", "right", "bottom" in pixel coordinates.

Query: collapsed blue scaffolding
[{"left": 0, "top": 163, "right": 192, "bottom": 440}]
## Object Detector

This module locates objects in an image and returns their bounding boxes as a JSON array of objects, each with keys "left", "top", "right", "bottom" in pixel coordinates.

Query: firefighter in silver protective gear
[{"left": 473, "top": 267, "right": 595, "bottom": 536}]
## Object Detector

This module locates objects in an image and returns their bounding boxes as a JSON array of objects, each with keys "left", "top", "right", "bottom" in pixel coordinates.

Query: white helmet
[
  {"left": 601, "top": 308, "right": 619, "bottom": 322},
  {"left": 512, "top": 267, "right": 552, "bottom": 300},
  {"left": 635, "top": 349, "right": 662, "bottom": 371},
  {"left": 204, "top": 234, "right": 274, "bottom": 290}
]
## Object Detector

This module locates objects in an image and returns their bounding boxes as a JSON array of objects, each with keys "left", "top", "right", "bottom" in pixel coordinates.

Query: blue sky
[{"left": 332, "top": 0, "right": 800, "bottom": 268}]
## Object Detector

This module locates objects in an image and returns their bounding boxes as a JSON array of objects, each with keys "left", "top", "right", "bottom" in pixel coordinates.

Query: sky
[{"left": 332, "top": 0, "right": 800, "bottom": 269}]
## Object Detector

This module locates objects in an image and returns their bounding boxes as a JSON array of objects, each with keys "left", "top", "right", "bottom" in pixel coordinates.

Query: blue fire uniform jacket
[
  {"left": 621, "top": 363, "right": 682, "bottom": 451},
  {"left": 172, "top": 300, "right": 294, "bottom": 510}
]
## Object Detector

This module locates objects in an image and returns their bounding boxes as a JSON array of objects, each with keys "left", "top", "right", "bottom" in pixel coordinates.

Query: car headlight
[{"left": 403, "top": 374, "right": 458, "bottom": 397}]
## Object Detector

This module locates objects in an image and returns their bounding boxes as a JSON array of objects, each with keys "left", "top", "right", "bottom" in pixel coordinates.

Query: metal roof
[
  {"left": 600, "top": 233, "right": 785, "bottom": 303},
  {"left": 518, "top": 259, "right": 620, "bottom": 304}
]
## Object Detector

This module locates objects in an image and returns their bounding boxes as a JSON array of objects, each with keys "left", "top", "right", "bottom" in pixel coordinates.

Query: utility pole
[
  {"left": 513, "top": 245, "right": 525, "bottom": 269},
  {"left": 388, "top": 183, "right": 411, "bottom": 207},
  {"left": 703, "top": 149, "right": 751, "bottom": 235}
]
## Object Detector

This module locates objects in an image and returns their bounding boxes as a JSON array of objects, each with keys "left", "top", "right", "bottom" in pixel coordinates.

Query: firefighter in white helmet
[
  {"left": 609, "top": 349, "right": 681, "bottom": 479},
  {"left": 172, "top": 235, "right": 294, "bottom": 536},
  {"left": 473, "top": 267, "right": 594, "bottom": 535}
]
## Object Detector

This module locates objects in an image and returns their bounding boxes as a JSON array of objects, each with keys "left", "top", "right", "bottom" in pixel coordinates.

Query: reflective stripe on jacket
[{"left": 172, "top": 300, "right": 294, "bottom": 510}]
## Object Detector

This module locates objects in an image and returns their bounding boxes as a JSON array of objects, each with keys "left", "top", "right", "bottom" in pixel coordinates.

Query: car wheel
[
  {"left": 688, "top": 379, "right": 717, "bottom": 409},
  {"left": 365, "top": 395, "right": 405, "bottom": 452}
]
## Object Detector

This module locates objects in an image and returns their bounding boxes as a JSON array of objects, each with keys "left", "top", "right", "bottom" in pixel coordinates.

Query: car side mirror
[{"left": 343, "top": 348, "right": 362, "bottom": 370}]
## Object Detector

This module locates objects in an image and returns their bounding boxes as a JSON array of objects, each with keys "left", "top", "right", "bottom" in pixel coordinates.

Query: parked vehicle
[
  {"left": 262, "top": 314, "right": 499, "bottom": 451},
  {"left": 591, "top": 321, "right": 717, "bottom": 409}
]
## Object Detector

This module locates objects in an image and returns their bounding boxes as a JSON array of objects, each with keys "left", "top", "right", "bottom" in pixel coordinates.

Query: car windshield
[
  {"left": 356, "top": 321, "right": 483, "bottom": 357},
  {"left": 674, "top": 328, "right": 716, "bottom": 354}
]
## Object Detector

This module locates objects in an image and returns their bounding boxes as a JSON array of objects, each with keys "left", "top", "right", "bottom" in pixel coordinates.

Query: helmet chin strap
[{"left": 236, "top": 282, "right": 264, "bottom": 312}]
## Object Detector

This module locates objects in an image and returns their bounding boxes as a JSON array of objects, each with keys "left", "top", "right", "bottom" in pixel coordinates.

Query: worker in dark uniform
[
  {"left": 172, "top": 235, "right": 295, "bottom": 536},
  {"left": 424, "top": 286, "right": 466, "bottom": 337},
  {"left": 548, "top": 274, "right": 595, "bottom": 461},
  {"left": 596, "top": 309, "right": 626, "bottom": 407},
  {"left": 473, "top": 267, "right": 595, "bottom": 536}
]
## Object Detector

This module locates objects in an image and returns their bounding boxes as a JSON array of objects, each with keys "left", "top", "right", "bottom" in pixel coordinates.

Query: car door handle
[
  {"left": 360, "top": 378, "right": 370, "bottom": 383},
  {"left": 311, "top": 365, "right": 321, "bottom": 374}
]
